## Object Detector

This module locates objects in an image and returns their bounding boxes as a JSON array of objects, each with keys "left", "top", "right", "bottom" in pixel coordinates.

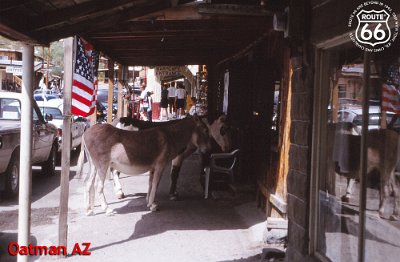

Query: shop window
[
  {"left": 312, "top": 43, "right": 400, "bottom": 262},
  {"left": 338, "top": 84, "right": 346, "bottom": 98}
]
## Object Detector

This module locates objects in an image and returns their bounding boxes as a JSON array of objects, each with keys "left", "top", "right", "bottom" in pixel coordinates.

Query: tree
[
  {"left": 0, "top": 36, "right": 64, "bottom": 77},
  {"left": 49, "top": 40, "right": 64, "bottom": 76}
]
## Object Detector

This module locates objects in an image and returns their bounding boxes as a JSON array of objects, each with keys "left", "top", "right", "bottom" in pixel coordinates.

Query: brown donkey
[{"left": 76, "top": 116, "right": 212, "bottom": 215}]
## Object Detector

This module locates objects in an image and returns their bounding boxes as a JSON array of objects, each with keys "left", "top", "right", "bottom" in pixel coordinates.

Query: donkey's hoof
[
  {"left": 341, "top": 195, "right": 350, "bottom": 202},
  {"left": 86, "top": 210, "right": 95, "bottom": 216},
  {"left": 169, "top": 194, "right": 180, "bottom": 201},
  {"left": 116, "top": 193, "right": 125, "bottom": 199},
  {"left": 105, "top": 208, "right": 116, "bottom": 216},
  {"left": 390, "top": 214, "right": 399, "bottom": 221},
  {"left": 149, "top": 204, "right": 159, "bottom": 212}
]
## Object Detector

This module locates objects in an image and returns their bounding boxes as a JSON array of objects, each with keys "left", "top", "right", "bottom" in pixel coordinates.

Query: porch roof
[{"left": 0, "top": 0, "right": 280, "bottom": 66}]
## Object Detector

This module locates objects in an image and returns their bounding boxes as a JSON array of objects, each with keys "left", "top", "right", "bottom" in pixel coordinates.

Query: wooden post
[
  {"left": 359, "top": 51, "right": 371, "bottom": 262},
  {"left": 117, "top": 64, "right": 123, "bottom": 118},
  {"left": 90, "top": 82, "right": 97, "bottom": 126},
  {"left": 123, "top": 65, "right": 129, "bottom": 117},
  {"left": 381, "top": 111, "right": 387, "bottom": 129},
  {"left": 273, "top": 51, "right": 292, "bottom": 218},
  {"left": 46, "top": 47, "right": 50, "bottom": 88},
  {"left": 58, "top": 37, "right": 74, "bottom": 252},
  {"left": 42, "top": 46, "right": 45, "bottom": 69},
  {"left": 18, "top": 43, "right": 34, "bottom": 262},
  {"left": 332, "top": 83, "right": 339, "bottom": 123},
  {"left": 108, "top": 59, "right": 114, "bottom": 124}
]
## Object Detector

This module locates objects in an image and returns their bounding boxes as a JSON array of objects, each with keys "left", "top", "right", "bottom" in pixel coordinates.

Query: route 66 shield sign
[{"left": 355, "top": 9, "right": 391, "bottom": 47}]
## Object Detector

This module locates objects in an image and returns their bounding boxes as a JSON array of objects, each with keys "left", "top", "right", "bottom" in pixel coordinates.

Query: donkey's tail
[{"left": 75, "top": 134, "right": 87, "bottom": 179}]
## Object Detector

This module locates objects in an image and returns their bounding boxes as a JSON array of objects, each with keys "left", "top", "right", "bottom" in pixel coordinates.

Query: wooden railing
[{"left": 13, "top": 75, "right": 22, "bottom": 88}]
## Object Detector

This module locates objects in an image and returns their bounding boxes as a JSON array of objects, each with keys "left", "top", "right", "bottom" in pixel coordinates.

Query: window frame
[
  {"left": 309, "top": 46, "right": 371, "bottom": 262},
  {"left": 310, "top": 48, "right": 332, "bottom": 262}
]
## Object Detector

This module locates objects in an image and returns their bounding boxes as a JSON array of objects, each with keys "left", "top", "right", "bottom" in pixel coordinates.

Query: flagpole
[{"left": 59, "top": 36, "right": 74, "bottom": 254}]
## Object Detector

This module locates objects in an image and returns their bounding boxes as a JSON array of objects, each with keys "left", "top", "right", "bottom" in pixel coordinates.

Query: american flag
[
  {"left": 72, "top": 37, "right": 98, "bottom": 117},
  {"left": 382, "top": 84, "right": 400, "bottom": 115}
]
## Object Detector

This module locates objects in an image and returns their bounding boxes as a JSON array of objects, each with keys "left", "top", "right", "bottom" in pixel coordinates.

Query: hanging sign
[
  {"left": 6, "top": 66, "right": 22, "bottom": 76},
  {"left": 155, "top": 66, "right": 184, "bottom": 80}
]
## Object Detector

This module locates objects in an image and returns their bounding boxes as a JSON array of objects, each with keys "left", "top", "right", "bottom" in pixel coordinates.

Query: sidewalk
[{"left": 0, "top": 152, "right": 267, "bottom": 262}]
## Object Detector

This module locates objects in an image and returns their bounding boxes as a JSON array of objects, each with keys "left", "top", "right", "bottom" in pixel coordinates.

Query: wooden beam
[
  {"left": 29, "top": 1, "right": 173, "bottom": 43},
  {"left": 28, "top": 11, "right": 269, "bottom": 43},
  {"left": 88, "top": 28, "right": 264, "bottom": 39},
  {"left": 29, "top": 0, "right": 147, "bottom": 32},
  {"left": 198, "top": 3, "right": 272, "bottom": 16},
  {"left": 104, "top": 48, "right": 235, "bottom": 57},
  {"left": 0, "top": 23, "right": 37, "bottom": 44},
  {"left": 117, "top": 56, "right": 215, "bottom": 66},
  {"left": 0, "top": 0, "right": 36, "bottom": 12},
  {"left": 89, "top": 38, "right": 247, "bottom": 50},
  {"left": 86, "top": 31, "right": 267, "bottom": 47},
  {"left": 267, "top": 217, "right": 288, "bottom": 229},
  {"left": 269, "top": 194, "right": 287, "bottom": 214},
  {"left": 122, "top": 17, "right": 271, "bottom": 31},
  {"left": 217, "top": 31, "right": 269, "bottom": 65},
  {"left": 131, "top": 5, "right": 211, "bottom": 21}
]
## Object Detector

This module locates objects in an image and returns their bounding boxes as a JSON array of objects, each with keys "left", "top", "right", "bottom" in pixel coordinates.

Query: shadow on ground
[
  {"left": 89, "top": 188, "right": 262, "bottom": 253},
  {"left": 0, "top": 149, "right": 81, "bottom": 206},
  {"left": 0, "top": 233, "right": 39, "bottom": 262}
]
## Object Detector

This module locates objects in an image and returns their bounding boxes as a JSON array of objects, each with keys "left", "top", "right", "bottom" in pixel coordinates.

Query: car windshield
[
  {"left": 40, "top": 107, "right": 63, "bottom": 119},
  {"left": 0, "top": 98, "right": 21, "bottom": 120},
  {"left": 0, "top": 98, "right": 39, "bottom": 120},
  {"left": 34, "top": 94, "right": 57, "bottom": 101}
]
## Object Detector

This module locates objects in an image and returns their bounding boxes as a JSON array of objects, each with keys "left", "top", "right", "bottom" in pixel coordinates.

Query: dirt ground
[{"left": 0, "top": 151, "right": 271, "bottom": 262}]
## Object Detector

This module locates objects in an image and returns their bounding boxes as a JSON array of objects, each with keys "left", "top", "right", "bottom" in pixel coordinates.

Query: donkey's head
[
  {"left": 209, "top": 114, "right": 232, "bottom": 152},
  {"left": 192, "top": 116, "right": 212, "bottom": 153}
]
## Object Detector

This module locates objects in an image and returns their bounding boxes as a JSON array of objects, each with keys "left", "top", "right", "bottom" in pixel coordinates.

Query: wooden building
[
  {"left": 286, "top": 1, "right": 400, "bottom": 261},
  {"left": 0, "top": 47, "right": 53, "bottom": 91}
]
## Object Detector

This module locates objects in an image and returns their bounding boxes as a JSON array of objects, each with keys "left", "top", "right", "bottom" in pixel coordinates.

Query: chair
[{"left": 204, "top": 149, "right": 240, "bottom": 199}]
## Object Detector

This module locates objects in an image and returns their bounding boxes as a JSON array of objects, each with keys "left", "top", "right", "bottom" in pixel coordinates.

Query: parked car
[
  {"left": 96, "top": 88, "right": 118, "bottom": 122},
  {"left": 33, "top": 89, "right": 62, "bottom": 97},
  {"left": 338, "top": 106, "right": 395, "bottom": 134},
  {"left": 36, "top": 99, "right": 89, "bottom": 152},
  {"left": 0, "top": 92, "right": 58, "bottom": 197},
  {"left": 97, "top": 88, "right": 118, "bottom": 104},
  {"left": 33, "top": 93, "right": 58, "bottom": 102}
]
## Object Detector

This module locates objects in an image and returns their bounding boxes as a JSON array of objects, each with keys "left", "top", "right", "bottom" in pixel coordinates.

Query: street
[{"left": 0, "top": 150, "right": 267, "bottom": 262}]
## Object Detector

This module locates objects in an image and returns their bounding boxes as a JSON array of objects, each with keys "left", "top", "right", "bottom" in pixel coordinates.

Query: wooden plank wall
[{"left": 207, "top": 32, "right": 298, "bottom": 223}]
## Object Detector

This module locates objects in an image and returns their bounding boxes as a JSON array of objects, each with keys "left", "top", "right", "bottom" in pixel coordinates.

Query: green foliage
[
  {"left": 0, "top": 36, "right": 64, "bottom": 77},
  {"left": 49, "top": 40, "right": 64, "bottom": 76},
  {"left": 0, "top": 36, "right": 23, "bottom": 50}
]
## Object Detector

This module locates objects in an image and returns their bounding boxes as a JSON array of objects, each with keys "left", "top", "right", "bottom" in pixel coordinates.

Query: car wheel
[
  {"left": 42, "top": 143, "right": 57, "bottom": 177},
  {"left": 5, "top": 154, "right": 19, "bottom": 197}
]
